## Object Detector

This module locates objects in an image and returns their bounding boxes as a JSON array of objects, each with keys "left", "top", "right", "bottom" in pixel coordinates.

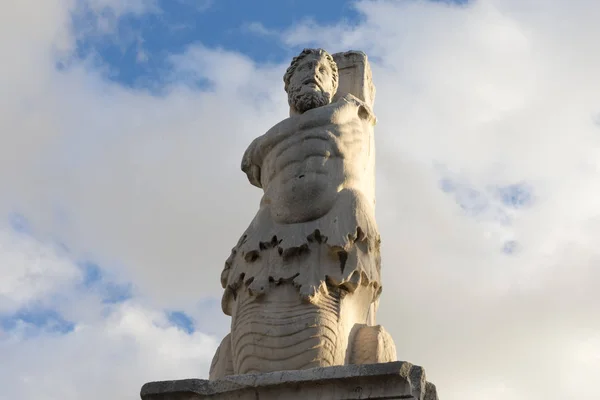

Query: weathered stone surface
[
  {"left": 212, "top": 48, "right": 397, "bottom": 378},
  {"left": 141, "top": 362, "right": 439, "bottom": 400},
  {"left": 140, "top": 48, "right": 441, "bottom": 400}
]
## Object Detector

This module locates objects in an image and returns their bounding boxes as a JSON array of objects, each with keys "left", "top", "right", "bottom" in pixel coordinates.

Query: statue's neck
[{"left": 289, "top": 107, "right": 302, "bottom": 117}]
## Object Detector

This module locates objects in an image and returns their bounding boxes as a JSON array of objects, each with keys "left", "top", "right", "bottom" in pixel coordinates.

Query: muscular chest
[{"left": 263, "top": 117, "right": 365, "bottom": 176}]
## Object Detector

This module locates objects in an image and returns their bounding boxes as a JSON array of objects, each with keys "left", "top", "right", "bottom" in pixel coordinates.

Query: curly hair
[{"left": 283, "top": 48, "right": 339, "bottom": 94}]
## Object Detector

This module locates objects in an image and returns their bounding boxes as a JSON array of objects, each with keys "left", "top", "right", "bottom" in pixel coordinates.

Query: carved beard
[{"left": 288, "top": 85, "right": 332, "bottom": 114}]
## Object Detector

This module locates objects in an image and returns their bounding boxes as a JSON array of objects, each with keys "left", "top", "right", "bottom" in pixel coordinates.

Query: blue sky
[
  {"left": 71, "top": 0, "right": 468, "bottom": 88},
  {"left": 3, "top": 0, "right": 600, "bottom": 399},
  {"left": 73, "top": 0, "right": 365, "bottom": 87}
]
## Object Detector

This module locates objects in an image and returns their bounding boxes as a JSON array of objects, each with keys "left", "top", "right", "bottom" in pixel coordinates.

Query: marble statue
[{"left": 210, "top": 48, "right": 397, "bottom": 379}]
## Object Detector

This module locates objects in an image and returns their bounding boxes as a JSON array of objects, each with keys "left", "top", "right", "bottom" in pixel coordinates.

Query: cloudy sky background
[{"left": 1, "top": 0, "right": 600, "bottom": 398}]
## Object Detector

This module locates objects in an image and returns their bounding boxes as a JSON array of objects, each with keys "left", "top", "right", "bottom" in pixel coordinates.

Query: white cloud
[
  {"left": 242, "top": 21, "right": 278, "bottom": 37},
  {"left": 1, "top": 0, "right": 600, "bottom": 399},
  {"left": 0, "top": 302, "right": 217, "bottom": 399},
  {"left": 0, "top": 229, "right": 80, "bottom": 313}
]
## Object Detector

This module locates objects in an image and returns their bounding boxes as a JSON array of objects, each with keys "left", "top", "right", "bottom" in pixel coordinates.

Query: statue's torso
[
  {"left": 257, "top": 95, "right": 375, "bottom": 224},
  {"left": 215, "top": 95, "right": 387, "bottom": 377}
]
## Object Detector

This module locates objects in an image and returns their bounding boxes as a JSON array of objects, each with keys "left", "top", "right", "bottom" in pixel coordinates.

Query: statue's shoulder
[
  {"left": 338, "top": 93, "right": 377, "bottom": 126},
  {"left": 255, "top": 114, "right": 296, "bottom": 145}
]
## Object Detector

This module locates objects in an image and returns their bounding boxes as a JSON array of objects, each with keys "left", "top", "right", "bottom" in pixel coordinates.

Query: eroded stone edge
[{"left": 141, "top": 361, "right": 437, "bottom": 398}]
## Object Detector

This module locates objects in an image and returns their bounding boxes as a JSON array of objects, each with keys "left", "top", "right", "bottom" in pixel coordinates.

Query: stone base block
[{"left": 140, "top": 361, "right": 439, "bottom": 400}]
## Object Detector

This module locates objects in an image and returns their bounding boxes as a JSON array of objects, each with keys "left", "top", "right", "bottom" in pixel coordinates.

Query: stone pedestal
[{"left": 140, "top": 361, "right": 439, "bottom": 400}]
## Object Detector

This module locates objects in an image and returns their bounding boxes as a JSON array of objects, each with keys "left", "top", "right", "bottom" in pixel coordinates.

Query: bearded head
[{"left": 283, "top": 48, "right": 339, "bottom": 114}]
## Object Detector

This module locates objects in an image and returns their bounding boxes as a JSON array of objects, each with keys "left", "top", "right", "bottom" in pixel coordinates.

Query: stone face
[
  {"left": 142, "top": 362, "right": 439, "bottom": 400},
  {"left": 212, "top": 48, "right": 396, "bottom": 378}
]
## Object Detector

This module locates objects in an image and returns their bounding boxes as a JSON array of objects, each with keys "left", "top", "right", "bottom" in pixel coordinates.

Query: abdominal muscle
[{"left": 262, "top": 134, "right": 346, "bottom": 224}]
